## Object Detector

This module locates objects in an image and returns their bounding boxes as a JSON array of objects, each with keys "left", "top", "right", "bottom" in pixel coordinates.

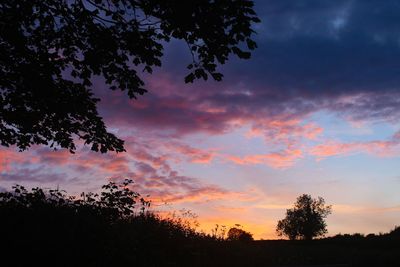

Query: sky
[{"left": 1, "top": 0, "right": 400, "bottom": 239}]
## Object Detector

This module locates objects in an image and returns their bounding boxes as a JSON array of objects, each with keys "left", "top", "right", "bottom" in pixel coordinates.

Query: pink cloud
[
  {"left": 32, "top": 147, "right": 132, "bottom": 174},
  {"left": 163, "top": 142, "right": 216, "bottom": 164},
  {"left": 2, "top": 141, "right": 237, "bottom": 207},
  {"left": 36, "top": 149, "right": 72, "bottom": 165},
  {"left": 226, "top": 148, "right": 303, "bottom": 168},
  {"left": 310, "top": 131, "right": 400, "bottom": 159},
  {"left": 98, "top": 73, "right": 319, "bottom": 145},
  {"left": 248, "top": 119, "right": 323, "bottom": 142},
  {"left": 0, "top": 149, "right": 38, "bottom": 172},
  {"left": 109, "top": 168, "right": 243, "bottom": 205}
]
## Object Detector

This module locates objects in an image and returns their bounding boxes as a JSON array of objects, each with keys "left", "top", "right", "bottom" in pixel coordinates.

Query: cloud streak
[{"left": 310, "top": 130, "right": 400, "bottom": 159}]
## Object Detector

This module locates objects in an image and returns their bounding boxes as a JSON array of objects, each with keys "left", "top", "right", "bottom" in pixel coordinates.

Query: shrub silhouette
[
  {"left": 2, "top": 183, "right": 399, "bottom": 267},
  {"left": 389, "top": 225, "right": 400, "bottom": 237},
  {"left": 276, "top": 194, "right": 332, "bottom": 240},
  {"left": 0, "top": 179, "right": 218, "bottom": 266},
  {"left": 227, "top": 227, "right": 254, "bottom": 242}
]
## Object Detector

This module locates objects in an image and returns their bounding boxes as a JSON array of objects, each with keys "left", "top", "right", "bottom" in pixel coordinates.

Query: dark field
[
  {"left": 2, "top": 230, "right": 399, "bottom": 266},
  {"left": 227, "top": 238, "right": 399, "bottom": 267}
]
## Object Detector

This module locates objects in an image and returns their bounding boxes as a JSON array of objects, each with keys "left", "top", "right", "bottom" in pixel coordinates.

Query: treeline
[
  {"left": 328, "top": 227, "right": 400, "bottom": 240},
  {"left": 0, "top": 181, "right": 399, "bottom": 267},
  {"left": 0, "top": 180, "right": 252, "bottom": 267}
]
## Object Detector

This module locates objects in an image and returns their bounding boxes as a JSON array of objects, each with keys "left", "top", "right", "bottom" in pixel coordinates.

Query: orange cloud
[{"left": 155, "top": 187, "right": 244, "bottom": 204}]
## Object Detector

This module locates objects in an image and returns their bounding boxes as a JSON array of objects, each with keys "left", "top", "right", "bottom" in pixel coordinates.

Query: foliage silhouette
[
  {"left": 0, "top": 0, "right": 260, "bottom": 153},
  {"left": 1, "top": 183, "right": 399, "bottom": 266},
  {"left": 0, "top": 179, "right": 217, "bottom": 266},
  {"left": 227, "top": 226, "right": 254, "bottom": 242},
  {"left": 276, "top": 194, "right": 332, "bottom": 240}
]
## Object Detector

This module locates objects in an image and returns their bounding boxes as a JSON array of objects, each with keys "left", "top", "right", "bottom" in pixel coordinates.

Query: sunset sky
[{"left": 1, "top": 0, "right": 400, "bottom": 239}]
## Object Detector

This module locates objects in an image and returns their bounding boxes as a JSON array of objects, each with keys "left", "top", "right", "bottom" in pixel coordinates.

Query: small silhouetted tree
[
  {"left": 276, "top": 194, "right": 332, "bottom": 240},
  {"left": 227, "top": 227, "right": 253, "bottom": 242},
  {"left": 0, "top": 0, "right": 260, "bottom": 153}
]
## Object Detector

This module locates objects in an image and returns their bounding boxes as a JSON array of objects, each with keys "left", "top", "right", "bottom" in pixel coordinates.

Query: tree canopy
[
  {"left": 276, "top": 194, "right": 332, "bottom": 240},
  {"left": 0, "top": 0, "right": 260, "bottom": 153}
]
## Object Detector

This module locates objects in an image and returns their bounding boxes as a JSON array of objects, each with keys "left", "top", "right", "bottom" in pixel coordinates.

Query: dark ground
[{"left": 1, "top": 184, "right": 398, "bottom": 267}]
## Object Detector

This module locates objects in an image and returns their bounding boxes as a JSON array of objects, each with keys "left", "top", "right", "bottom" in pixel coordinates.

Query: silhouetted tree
[
  {"left": 0, "top": 0, "right": 260, "bottom": 153},
  {"left": 276, "top": 194, "right": 332, "bottom": 240},
  {"left": 227, "top": 227, "right": 254, "bottom": 242}
]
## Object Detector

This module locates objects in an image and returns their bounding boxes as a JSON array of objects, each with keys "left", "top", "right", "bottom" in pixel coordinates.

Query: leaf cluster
[{"left": 0, "top": 0, "right": 259, "bottom": 153}]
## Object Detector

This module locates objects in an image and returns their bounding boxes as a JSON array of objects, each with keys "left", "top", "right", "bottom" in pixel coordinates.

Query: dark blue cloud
[
  {"left": 159, "top": 0, "right": 400, "bottom": 97},
  {"left": 95, "top": 0, "right": 400, "bottom": 137},
  {"left": 226, "top": 0, "right": 400, "bottom": 95}
]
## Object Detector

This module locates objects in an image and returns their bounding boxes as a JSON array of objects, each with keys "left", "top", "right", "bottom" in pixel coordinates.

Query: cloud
[
  {"left": 36, "top": 149, "right": 71, "bottom": 165},
  {"left": 333, "top": 204, "right": 400, "bottom": 214},
  {"left": 1, "top": 139, "right": 242, "bottom": 206},
  {"left": 310, "top": 130, "right": 400, "bottom": 159},
  {"left": 108, "top": 166, "right": 243, "bottom": 205},
  {"left": 163, "top": 142, "right": 216, "bottom": 164},
  {"left": 90, "top": 18, "right": 400, "bottom": 167},
  {"left": 0, "top": 167, "right": 65, "bottom": 183},
  {"left": 0, "top": 149, "right": 38, "bottom": 172},
  {"left": 1, "top": 143, "right": 256, "bottom": 211},
  {"left": 27, "top": 0, "right": 398, "bottom": 157},
  {"left": 226, "top": 148, "right": 303, "bottom": 168}
]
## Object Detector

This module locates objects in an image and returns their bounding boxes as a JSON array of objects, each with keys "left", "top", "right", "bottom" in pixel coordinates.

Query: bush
[
  {"left": 0, "top": 180, "right": 216, "bottom": 266},
  {"left": 227, "top": 227, "right": 254, "bottom": 242}
]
